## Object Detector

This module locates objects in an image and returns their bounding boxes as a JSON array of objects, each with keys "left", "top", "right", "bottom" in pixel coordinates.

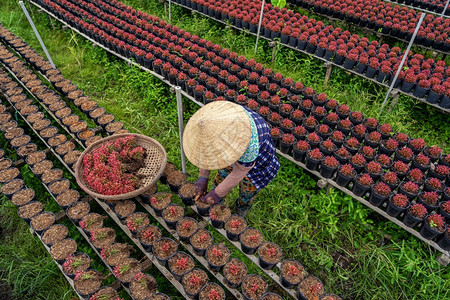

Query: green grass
[{"left": 0, "top": 0, "right": 449, "bottom": 299}]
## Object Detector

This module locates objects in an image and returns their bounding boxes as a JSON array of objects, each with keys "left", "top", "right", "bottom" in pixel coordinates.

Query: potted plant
[
  {"left": 297, "top": 275, "right": 324, "bottom": 300},
  {"left": 280, "top": 260, "right": 306, "bottom": 289},
  {"left": 349, "top": 111, "right": 364, "bottom": 125},
  {"left": 224, "top": 215, "right": 247, "bottom": 241},
  {"left": 168, "top": 252, "right": 195, "bottom": 281},
  {"left": 258, "top": 106, "right": 271, "bottom": 120},
  {"left": 267, "top": 112, "right": 282, "bottom": 127},
  {"left": 324, "top": 112, "right": 339, "bottom": 129},
  {"left": 153, "top": 238, "right": 178, "bottom": 266},
  {"left": 379, "top": 138, "right": 398, "bottom": 156},
  {"left": 223, "top": 258, "right": 247, "bottom": 288},
  {"left": 351, "top": 124, "right": 367, "bottom": 142},
  {"left": 420, "top": 213, "right": 447, "bottom": 240},
  {"left": 365, "top": 161, "right": 383, "bottom": 181},
  {"left": 312, "top": 93, "right": 327, "bottom": 107},
  {"left": 280, "top": 119, "right": 295, "bottom": 135},
  {"left": 182, "top": 268, "right": 208, "bottom": 299},
  {"left": 239, "top": 227, "right": 263, "bottom": 255},
  {"left": 330, "top": 131, "right": 345, "bottom": 148},
  {"left": 241, "top": 275, "right": 268, "bottom": 300},
  {"left": 299, "top": 99, "right": 313, "bottom": 115},
  {"left": 280, "top": 104, "right": 293, "bottom": 118},
  {"left": 198, "top": 282, "right": 225, "bottom": 300},
  {"left": 427, "top": 84, "right": 445, "bottom": 104},
  {"left": 400, "top": 71, "right": 416, "bottom": 93},
  {"left": 349, "top": 153, "right": 366, "bottom": 173},
  {"left": 311, "top": 106, "right": 327, "bottom": 121},
  {"left": 291, "top": 109, "right": 305, "bottom": 125},
  {"left": 417, "top": 191, "right": 439, "bottom": 213},
  {"left": 424, "top": 146, "right": 442, "bottom": 163},
  {"left": 408, "top": 138, "right": 426, "bottom": 154},
  {"left": 293, "top": 125, "right": 307, "bottom": 141},
  {"left": 369, "top": 182, "right": 391, "bottom": 207},
  {"left": 280, "top": 133, "right": 296, "bottom": 154},
  {"left": 424, "top": 177, "right": 444, "bottom": 194},
  {"left": 352, "top": 173, "right": 373, "bottom": 197},
  {"left": 380, "top": 171, "right": 399, "bottom": 190},
  {"left": 334, "top": 147, "right": 351, "bottom": 164},
  {"left": 364, "top": 118, "right": 379, "bottom": 132},
  {"left": 257, "top": 91, "right": 270, "bottom": 106},
  {"left": 190, "top": 229, "right": 213, "bottom": 256},
  {"left": 359, "top": 146, "right": 376, "bottom": 162},
  {"left": 386, "top": 193, "right": 409, "bottom": 217},
  {"left": 439, "top": 201, "right": 450, "bottom": 221},
  {"left": 319, "top": 156, "right": 338, "bottom": 178},
  {"left": 162, "top": 204, "right": 184, "bottom": 229},
  {"left": 375, "top": 154, "right": 392, "bottom": 169},
  {"left": 258, "top": 242, "right": 282, "bottom": 270},
  {"left": 319, "top": 139, "right": 336, "bottom": 156},
  {"left": 399, "top": 180, "right": 420, "bottom": 200},
  {"left": 337, "top": 119, "right": 352, "bottom": 136},
  {"left": 393, "top": 132, "right": 409, "bottom": 148},
  {"left": 412, "top": 153, "right": 431, "bottom": 172},
  {"left": 316, "top": 124, "right": 332, "bottom": 140},
  {"left": 306, "top": 132, "right": 322, "bottom": 149},
  {"left": 429, "top": 165, "right": 450, "bottom": 181},
  {"left": 305, "top": 148, "right": 324, "bottom": 171},
  {"left": 293, "top": 140, "right": 310, "bottom": 162},
  {"left": 414, "top": 79, "right": 430, "bottom": 98},
  {"left": 406, "top": 168, "right": 424, "bottom": 185},
  {"left": 206, "top": 243, "right": 230, "bottom": 272},
  {"left": 403, "top": 203, "right": 427, "bottom": 228},
  {"left": 335, "top": 164, "right": 355, "bottom": 187},
  {"left": 270, "top": 127, "right": 283, "bottom": 148},
  {"left": 364, "top": 131, "right": 382, "bottom": 148},
  {"left": 303, "top": 116, "right": 318, "bottom": 133},
  {"left": 395, "top": 147, "right": 414, "bottom": 163},
  {"left": 209, "top": 204, "right": 231, "bottom": 229},
  {"left": 325, "top": 99, "right": 338, "bottom": 112}
]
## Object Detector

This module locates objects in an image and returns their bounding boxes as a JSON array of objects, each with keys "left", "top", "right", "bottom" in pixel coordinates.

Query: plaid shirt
[{"left": 238, "top": 107, "right": 280, "bottom": 190}]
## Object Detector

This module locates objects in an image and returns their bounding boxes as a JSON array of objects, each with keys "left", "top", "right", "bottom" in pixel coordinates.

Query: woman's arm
[{"left": 214, "top": 162, "right": 254, "bottom": 197}]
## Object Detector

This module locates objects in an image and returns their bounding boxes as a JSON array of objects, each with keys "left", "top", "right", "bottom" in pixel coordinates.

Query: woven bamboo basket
[{"left": 74, "top": 133, "right": 167, "bottom": 201}]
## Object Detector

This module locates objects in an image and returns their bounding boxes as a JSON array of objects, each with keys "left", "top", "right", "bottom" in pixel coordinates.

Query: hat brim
[{"left": 183, "top": 102, "right": 251, "bottom": 170}]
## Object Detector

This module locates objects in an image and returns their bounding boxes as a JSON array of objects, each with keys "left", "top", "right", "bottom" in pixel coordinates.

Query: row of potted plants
[
  {"left": 389, "top": 0, "right": 450, "bottom": 14},
  {"left": 0, "top": 95, "right": 131, "bottom": 300},
  {"left": 150, "top": 164, "right": 342, "bottom": 300},
  {"left": 163, "top": 0, "right": 450, "bottom": 107},
  {"left": 0, "top": 66, "right": 170, "bottom": 300},
  {"left": 289, "top": 0, "right": 450, "bottom": 52},
  {"left": 32, "top": 0, "right": 450, "bottom": 250}
]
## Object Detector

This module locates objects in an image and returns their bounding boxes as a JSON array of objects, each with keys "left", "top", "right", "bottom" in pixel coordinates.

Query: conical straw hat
[{"left": 183, "top": 101, "right": 251, "bottom": 170}]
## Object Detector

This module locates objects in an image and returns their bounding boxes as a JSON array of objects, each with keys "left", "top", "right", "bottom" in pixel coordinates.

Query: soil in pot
[
  {"left": 225, "top": 215, "right": 247, "bottom": 241},
  {"left": 26, "top": 111, "right": 44, "bottom": 124},
  {"left": 5, "top": 127, "right": 24, "bottom": 140},
  {"left": 280, "top": 259, "right": 306, "bottom": 288},
  {"left": 40, "top": 126, "right": 58, "bottom": 139},
  {"left": 20, "top": 105, "right": 39, "bottom": 116},
  {"left": 42, "top": 224, "right": 68, "bottom": 246},
  {"left": 199, "top": 283, "right": 225, "bottom": 300},
  {"left": 298, "top": 275, "right": 324, "bottom": 300},
  {"left": 11, "top": 135, "right": 31, "bottom": 148},
  {"left": 18, "top": 201, "right": 43, "bottom": 220},
  {"left": 17, "top": 144, "right": 38, "bottom": 158},
  {"left": 162, "top": 204, "right": 184, "bottom": 228},
  {"left": 79, "top": 213, "right": 106, "bottom": 233},
  {"left": 32, "top": 160, "right": 53, "bottom": 176},
  {"left": 0, "top": 158, "right": 12, "bottom": 171},
  {"left": 176, "top": 217, "right": 199, "bottom": 242},
  {"left": 66, "top": 201, "right": 90, "bottom": 221},
  {"left": 1, "top": 178, "right": 24, "bottom": 197},
  {"left": 126, "top": 212, "right": 150, "bottom": 233},
  {"left": 0, "top": 113, "right": 11, "bottom": 125},
  {"left": 240, "top": 227, "right": 263, "bottom": 254},
  {"left": 80, "top": 100, "right": 97, "bottom": 112},
  {"left": 97, "top": 114, "right": 115, "bottom": 127},
  {"left": 153, "top": 238, "right": 178, "bottom": 263},
  {"left": 89, "top": 287, "right": 119, "bottom": 300},
  {"left": 91, "top": 227, "right": 116, "bottom": 249},
  {"left": 49, "top": 101, "right": 68, "bottom": 113},
  {"left": 223, "top": 258, "right": 247, "bottom": 288},
  {"left": 9, "top": 94, "right": 26, "bottom": 104},
  {"left": 64, "top": 150, "right": 82, "bottom": 166},
  {"left": 105, "top": 121, "right": 124, "bottom": 134},
  {"left": 206, "top": 243, "right": 230, "bottom": 271},
  {"left": 102, "top": 243, "right": 132, "bottom": 266},
  {"left": 161, "top": 163, "right": 175, "bottom": 183},
  {"left": 167, "top": 170, "right": 187, "bottom": 192},
  {"left": 73, "top": 270, "right": 103, "bottom": 296},
  {"left": 89, "top": 107, "right": 106, "bottom": 120},
  {"left": 62, "top": 115, "right": 79, "bottom": 127},
  {"left": 242, "top": 275, "right": 268, "bottom": 300},
  {"left": 258, "top": 242, "right": 282, "bottom": 269},
  {"left": 41, "top": 168, "right": 64, "bottom": 185},
  {"left": 137, "top": 225, "right": 162, "bottom": 249},
  {"left": 182, "top": 268, "right": 208, "bottom": 298},
  {"left": 190, "top": 229, "right": 213, "bottom": 256},
  {"left": 77, "top": 129, "right": 95, "bottom": 141},
  {"left": 73, "top": 96, "right": 90, "bottom": 107},
  {"left": 195, "top": 197, "right": 213, "bottom": 216},
  {"left": 55, "top": 107, "right": 72, "bottom": 119},
  {"left": 26, "top": 151, "right": 46, "bottom": 165},
  {"left": 32, "top": 119, "right": 51, "bottom": 131},
  {"left": 56, "top": 141, "right": 75, "bottom": 156},
  {"left": 141, "top": 183, "right": 157, "bottom": 200},
  {"left": 114, "top": 200, "right": 137, "bottom": 219},
  {"left": 209, "top": 204, "right": 231, "bottom": 228},
  {"left": 54, "top": 188, "right": 79, "bottom": 207},
  {"left": 50, "top": 238, "right": 77, "bottom": 261},
  {"left": 15, "top": 99, "right": 33, "bottom": 110},
  {"left": 86, "top": 136, "right": 102, "bottom": 147},
  {"left": 11, "top": 188, "right": 35, "bottom": 206},
  {"left": 0, "top": 167, "right": 20, "bottom": 183},
  {"left": 70, "top": 121, "right": 87, "bottom": 133},
  {"left": 114, "top": 258, "right": 141, "bottom": 284},
  {"left": 130, "top": 273, "right": 157, "bottom": 300},
  {"left": 63, "top": 253, "right": 90, "bottom": 278},
  {"left": 68, "top": 90, "right": 83, "bottom": 100},
  {"left": 168, "top": 252, "right": 195, "bottom": 280},
  {"left": 179, "top": 182, "right": 196, "bottom": 205},
  {"left": 150, "top": 193, "right": 171, "bottom": 215},
  {"left": 30, "top": 211, "right": 55, "bottom": 233}
]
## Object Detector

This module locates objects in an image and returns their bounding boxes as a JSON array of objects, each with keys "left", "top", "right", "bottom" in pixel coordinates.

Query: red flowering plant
[
  {"left": 382, "top": 138, "right": 399, "bottom": 151},
  {"left": 323, "top": 156, "right": 339, "bottom": 168},
  {"left": 361, "top": 146, "right": 375, "bottom": 159},
  {"left": 426, "top": 178, "right": 443, "bottom": 191},
  {"left": 409, "top": 139, "right": 426, "bottom": 151},
  {"left": 281, "top": 119, "right": 295, "bottom": 130},
  {"left": 420, "top": 191, "right": 439, "bottom": 206},
  {"left": 246, "top": 99, "right": 259, "bottom": 111},
  {"left": 378, "top": 124, "right": 392, "bottom": 135},
  {"left": 280, "top": 104, "right": 293, "bottom": 114},
  {"left": 291, "top": 109, "right": 304, "bottom": 120},
  {"left": 258, "top": 106, "right": 271, "bottom": 117},
  {"left": 425, "top": 213, "right": 446, "bottom": 232},
  {"left": 350, "top": 111, "right": 363, "bottom": 122},
  {"left": 308, "top": 148, "right": 323, "bottom": 160},
  {"left": 339, "top": 164, "right": 355, "bottom": 176},
  {"left": 270, "top": 127, "right": 283, "bottom": 138},
  {"left": 81, "top": 135, "right": 146, "bottom": 195},
  {"left": 426, "top": 146, "right": 442, "bottom": 158},
  {"left": 325, "top": 112, "right": 339, "bottom": 123},
  {"left": 295, "top": 140, "right": 310, "bottom": 151},
  {"left": 366, "top": 131, "right": 381, "bottom": 143},
  {"left": 441, "top": 201, "right": 450, "bottom": 214},
  {"left": 401, "top": 181, "right": 419, "bottom": 195},
  {"left": 293, "top": 126, "right": 307, "bottom": 136},
  {"left": 435, "top": 165, "right": 450, "bottom": 176},
  {"left": 414, "top": 154, "right": 430, "bottom": 166},
  {"left": 357, "top": 174, "right": 374, "bottom": 186},
  {"left": 353, "top": 124, "right": 367, "bottom": 136},
  {"left": 407, "top": 168, "right": 424, "bottom": 183},
  {"left": 376, "top": 154, "right": 391, "bottom": 166},
  {"left": 270, "top": 96, "right": 282, "bottom": 106},
  {"left": 282, "top": 134, "right": 295, "bottom": 144},
  {"left": 350, "top": 154, "right": 366, "bottom": 167},
  {"left": 372, "top": 182, "right": 391, "bottom": 197},
  {"left": 394, "top": 133, "right": 408, "bottom": 144},
  {"left": 307, "top": 132, "right": 321, "bottom": 143},
  {"left": 345, "top": 137, "right": 360, "bottom": 150},
  {"left": 336, "top": 147, "right": 350, "bottom": 159},
  {"left": 382, "top": 172, "right": 398, "bottom": 185},
  {"left": 337, "top": 104, "right": 350, "bottom": 115},
  {"left": 397, "top": 147, "right": 414, "bottom": 160},
  {"left": 63, "top": 255, "right": 86, "bottom": 275},
  {"left": 304, "top": 116, "right": 318, "bottom": 128},
  {"left": 408, "top": 203, "right": 427, "bottom": 219},
  {"left": 317, "top": 124, "right": 331, "bottom": 135},
  {"left": 339, "top": 119, "right": 352, "bottom": 130},
  {"left": 312, "top": 106, "right": 327, "bottom": 117},
  {"left": 330, "top": 131, "right": 344, "bottom": 142},
  {"left": 366, "top": 161, "right": 382, "bottom": 174},
  {"left": 391, "top": 194, "right": 408, "bottom": 208},
  {"left": 321, "top": 139, "right": 336, "bottom": 151},
  {"left": 325, "top": 99, "right": 338, "bottom": 110},
  {"left": 301, "top": 99, "right": 313, "bottom": 109}
]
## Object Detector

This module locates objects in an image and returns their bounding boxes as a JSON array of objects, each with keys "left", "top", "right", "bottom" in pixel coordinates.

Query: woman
[{"left": 183, "top": 101, "right": 279, "bottom": 217}]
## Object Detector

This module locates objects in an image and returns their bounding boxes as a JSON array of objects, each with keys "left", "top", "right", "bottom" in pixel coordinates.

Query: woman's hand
[
  {"left": 200, "top": 190, "right": 221, "bottom": 205},
  {"left": 194, "top": 177, "right": 208, "bottom": 196}
]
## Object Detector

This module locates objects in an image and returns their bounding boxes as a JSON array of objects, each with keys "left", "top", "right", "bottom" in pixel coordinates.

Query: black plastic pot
[
  {"left": 355, "top": 63, "right": 367, "bottom": 74},
  {"left": 365, "top": 66, "right": 378, "bottom": 78},
  {"left": 426, "top": 90, "right": 442, "bottom": 104},
  {"left": 239, "top": 227, "right": 262, "bottom": 255},
  {"left": 320, "top": 163, "right": 338, "bottom": 178},
  {"left": 297, "top": 275, "right": 323, "bottom": 300},
  {"left": 258, "top": 245, "right": 282, "bottom": 270},
  {"left": 420, "top": 219, "right": 446, "bottom": 240},
  {"left": 292, "top": 146, "right": 309, "bottom": 162},
  {"left": 280, "top": 141, "right": 295, "bottom": 154},
  {"left": 352, "top": 177, "right": 371, "bottom": 197},
  {"left": 196, "top": 202, "right": 211, "bottom": 217},
  {"left": 417, "top": 193, "right": 439, "bottom": 213},
  {"left": 368, "top": 191, "right": 388, "bottom": 207},
  {"left": 413, "top": 86, "right": 429, "bottom": 98},
  {"left": 437, "top": 233, "right": 450, "bottom": 251},
  {"left": 403, "top": 210, "right": 424, "bottom": 228},
  {"left": 305, "top": 154, "right": 323, "bottom": 171},
  {"left": 343, "top": 58, "right": 356, "bottom": 70},
  {"left": 385, "top": 196, "right": 408, "bottom": 217},
  {"left": 400, "top": 81, "right": 415, "bottom": 93},
  {"left": 335, "top": 170, "right": 355, "bottom": 187}
]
